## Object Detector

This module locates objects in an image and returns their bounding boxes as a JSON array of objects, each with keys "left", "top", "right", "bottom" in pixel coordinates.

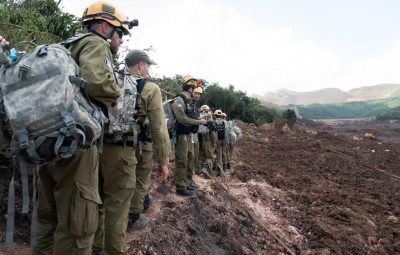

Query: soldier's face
[
  {"left": 192, "top": 92, "right": 201, "bottom": 101},
  {"left": 138, "top": 62, "right": 150, "bottom": 78},
  {"left": 110, "top": 27, "right": 124, "bottom": 55}
]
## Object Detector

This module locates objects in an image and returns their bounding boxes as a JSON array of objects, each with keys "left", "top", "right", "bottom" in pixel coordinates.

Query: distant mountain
[
  {"left": 297, "top": 97, "right": 400, "bottom": 119},
  {"left": 260, "top": 84, "right": 400, "bottom": 106},
  {"left": 348, "top": 83, "right": 400, "bottom": 101}
]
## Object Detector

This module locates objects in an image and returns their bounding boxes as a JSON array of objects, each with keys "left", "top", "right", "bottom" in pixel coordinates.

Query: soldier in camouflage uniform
[
  {"left": 221, "top": 113, "right": 229, "bottom": 171},
  {"left": 213, "top": 110, "right": 226, "bottom": 176},
  {"left": 172, "top": 76, "right": 207, "bottom": 196},
  {"left": 190, "top": 86, "right": 203, "bottom": 177},
  {"left": 198, "top": 105, "right": 217, "bottom": 178},
  {"left": 124, "top": 49, "right": 170, "bottom": 232},
  {"left": 31, "top": 2, "right": 132, "bottom": 255}
]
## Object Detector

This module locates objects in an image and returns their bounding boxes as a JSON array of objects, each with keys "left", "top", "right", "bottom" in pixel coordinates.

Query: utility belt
[{"left": 104, "top": 134, "right": 137, "bottom": 147}]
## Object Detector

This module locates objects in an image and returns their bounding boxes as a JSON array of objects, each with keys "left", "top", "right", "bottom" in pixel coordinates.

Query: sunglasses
[{"left": 115, "top": 28, "right": 124, "bottom": 38}]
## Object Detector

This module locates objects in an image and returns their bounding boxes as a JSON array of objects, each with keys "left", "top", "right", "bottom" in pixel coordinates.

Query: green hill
[
  {"left": 376, "top": 106, "right": 400, "bottom": 120},
  {"left": 298, "top": 97, "right": 400, "bottom": 119}
]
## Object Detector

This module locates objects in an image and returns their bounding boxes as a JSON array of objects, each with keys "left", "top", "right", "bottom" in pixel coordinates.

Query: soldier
[
  {"left": 190, "top": 86, "right": 203, "bottom": 177},
  {"left": 172, "top": 76, "right": 207, "bottom": 196},
  {"left": 124, "top": 49, "right": 170, "bottom": 232},
  {"left": 31, "top": 1, "right": 133, "bottom": 254},
  {"left": 213, "top": 110, "right": 226, "bottom": 176},
  {"left": 198, "top": 105, "right": 217, "bottom": 178},
  {"left": 221, "top": 112, "right": 229, "bottom": 171}
]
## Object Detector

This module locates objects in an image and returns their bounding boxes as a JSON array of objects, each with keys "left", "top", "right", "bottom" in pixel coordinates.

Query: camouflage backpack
[
  {"left": 0, "top": 41, "right": 104, "bottom": 164},
  {"left": 163, "top": 98, "right": 176, "bottom": 138},
  {"left": 107, "top": 69, "right": 147, "bottom": 144},
  {"left": 224, "top": 120, "right": 242, "bottom": 144},
  {"left": 224, "top": 120, "right": 237, "bottom": 144}
]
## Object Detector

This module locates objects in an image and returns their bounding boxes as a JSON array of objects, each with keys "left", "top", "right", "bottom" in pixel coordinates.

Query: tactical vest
[
  {"left": 175, "top": 94, "right": 199, "bottom": 135},
  {"left": 215, "top": 120, "right": 226, "bottom": 141}
]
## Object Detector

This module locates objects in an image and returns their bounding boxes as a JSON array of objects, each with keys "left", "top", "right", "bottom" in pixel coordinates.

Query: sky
[{"left": 60, "top": 0, "right": 400, "bottom": 95}]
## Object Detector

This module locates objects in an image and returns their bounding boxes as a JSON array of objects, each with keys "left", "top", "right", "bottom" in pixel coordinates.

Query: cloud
[
  {"left": 336, "top": 39, "right": 400, "bottom": 89},
  {"left": 60, "top": 0, "right": 400, "bottom": 95},
  {"left": 126, "top": 0, "right": 343, "bottom": 95}
]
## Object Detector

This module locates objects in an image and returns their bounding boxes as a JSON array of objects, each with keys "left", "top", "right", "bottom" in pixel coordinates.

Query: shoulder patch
[{"left": 104, "top": 58, "right": 113, "bottom": 70}]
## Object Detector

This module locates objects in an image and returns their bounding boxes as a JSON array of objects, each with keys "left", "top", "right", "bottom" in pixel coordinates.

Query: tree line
[{"left": 0, "top": 0, "right": 295, "bottom": 126}]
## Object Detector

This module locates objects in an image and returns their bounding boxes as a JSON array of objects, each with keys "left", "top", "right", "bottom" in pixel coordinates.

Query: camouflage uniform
[
  {"left": 214, "top": 118, "right": 226, "bottom": 175},
  {"left": 172, "top": 95, "right": 202, "bottom": 192},
  {"left": 93, "top": 78, "right": 169, "bottom": 253},
  {"left": 129, "top": 80, "right": 170, "bottom": 215},
  {"left": 193, "top": 134, "right": 200, "bottom": 174},
  {"left": 198, "top": 119, "right": 217, "bottom": 172},
  {"left": 33, "top": 33, "right": 120, "bottom": 255}
]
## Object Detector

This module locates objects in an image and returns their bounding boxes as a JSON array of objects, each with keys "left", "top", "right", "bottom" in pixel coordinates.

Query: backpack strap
[
  {"left": 60, "top": 33, "right": 93, "bottom": 49},
  {"left": 5, "top": 155, "right": 17, "bottom": 247}
]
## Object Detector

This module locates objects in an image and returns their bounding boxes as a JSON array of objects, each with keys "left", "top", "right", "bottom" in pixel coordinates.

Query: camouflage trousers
[
  {"left": 32, "top": 146, "right": 101, "bottom": 255},
  {"left": 130, "top": 142, "right": 153, "bottom": 214},
  {"left": 227, "top": 143, "right": 234, "bottom": 163},
  {"left": 92, "top": 143, "right": 137, "bottom": 255},
  {"left": 174, "top": 134, "right": 194, "bottom": 191},
  {"left": 199, "top": 139, "right": 214, "bottom": 170},
  {"left": 215, "top": 140, "right": 226, "bottom": 173},
  {"left": 193, "top": 141, "right": 200, "bottom": 174}
]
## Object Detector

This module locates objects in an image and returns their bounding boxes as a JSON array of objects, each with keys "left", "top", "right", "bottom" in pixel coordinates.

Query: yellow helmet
[
  {"left": 193, "top": 87, "right": 203, "bottom": 94},
  {"left": 214, "top": 109, "right": 223, "bottom": 116},
  {"left": 180, "top": 75, "right": 198, "bottom": 87},
  {"left": 200, "top": 105, "right": 210, "bottom": 111},
  {"left": 81, "top": 1, "right": 137, "bottom": 35}
]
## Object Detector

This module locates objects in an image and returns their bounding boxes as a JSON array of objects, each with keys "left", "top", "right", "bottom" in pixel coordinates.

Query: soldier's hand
[
  {"left": 0, "top": 36, "right": 9, "bottom": 46},
  {"left": 111, "top": 97, "right": 119, "bottom": 107},
  {"left": 157, "top": 165, "right": 169, "bottom": 182},
  {"left": 198, "top": 119, "right": 207, "bottom": 125}
]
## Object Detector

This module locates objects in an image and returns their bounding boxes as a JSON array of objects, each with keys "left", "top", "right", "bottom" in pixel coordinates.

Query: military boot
[
  {"left": 127, "top": 213, "right": 149, "bottom": 232},
  {"left": 176, "top": 188, "right": 194, "bottom": 197},
  {"left": 142, "top": 194, "right": 153, "bottom": 213},
  {"left": 201, "top": 164, "right": 212, "bottom": 179},
  {"left": 226, "top": 162, "right": 231, "bottom": 171},
  {"left": 223, "top": 164, "right": 227, "bottom": 172},
  {"left": 216, "top": 166, "right": 225, "bottom": 177},
  {"left": 92, "top": 248, "right": 104, "bottom": 255},
  {"left": 187, "top": 181, "right": 199, "bottom": 191}
]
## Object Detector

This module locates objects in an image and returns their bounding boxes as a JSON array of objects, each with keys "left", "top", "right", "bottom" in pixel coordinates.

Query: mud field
[{"left": 0, "top": 120, "right": 399, "bottom": 255}]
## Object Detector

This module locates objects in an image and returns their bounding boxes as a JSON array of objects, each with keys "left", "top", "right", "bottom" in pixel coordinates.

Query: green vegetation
[
  {"left": 154, "top": 76, "right": 278, "bottom": 125},
  {"left": 282, "top": 109, "right": 297, "bottom": 127},
  {"left": 0, "top": 0, "right": 81, "bottom": 50},
  {"left": 0, "top": 1, "right": 278, "bottom": 126},
  {"left": 298, "top": 97, "right": 400, "bottom": 119},
  {"left": 376, "top": 106, "right": 400, "bottom": 120}
]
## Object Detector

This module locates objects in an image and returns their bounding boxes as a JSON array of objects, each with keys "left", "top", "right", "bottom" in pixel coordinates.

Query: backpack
[
  {"left": 1, "top": 33, "right": 104, "bottom": 247},
  {"left": 0, "top": 35, "right": 104, "bottom": 165},
  {"left": 162, "top": 98, "right": 176, "bottom": 138},
  {"left": 197, "top": 110, "right": 210, "bottom": 134},
  {"left": 232, "top": 121, "right": 242, "bottom": 141},
  {"left": 109, "top": 69, "right": 147, "bottom": 140},
  {"left": 224, "top": 120, "right": 237, "bottom": 144}
]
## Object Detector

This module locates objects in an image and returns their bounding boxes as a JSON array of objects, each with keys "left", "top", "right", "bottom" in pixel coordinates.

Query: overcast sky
[{"left": 60, "top": 0, "right": 400, "bottom": 95}]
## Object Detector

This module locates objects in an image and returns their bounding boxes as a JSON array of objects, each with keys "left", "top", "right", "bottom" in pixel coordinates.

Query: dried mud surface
[{"left": 0, "top": 120, "right": 400, "bottom": 255}]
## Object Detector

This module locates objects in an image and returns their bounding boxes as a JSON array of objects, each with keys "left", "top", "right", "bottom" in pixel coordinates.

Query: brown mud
[{"left": 0, "top": 119, "right": 399, "bottom": 254}]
